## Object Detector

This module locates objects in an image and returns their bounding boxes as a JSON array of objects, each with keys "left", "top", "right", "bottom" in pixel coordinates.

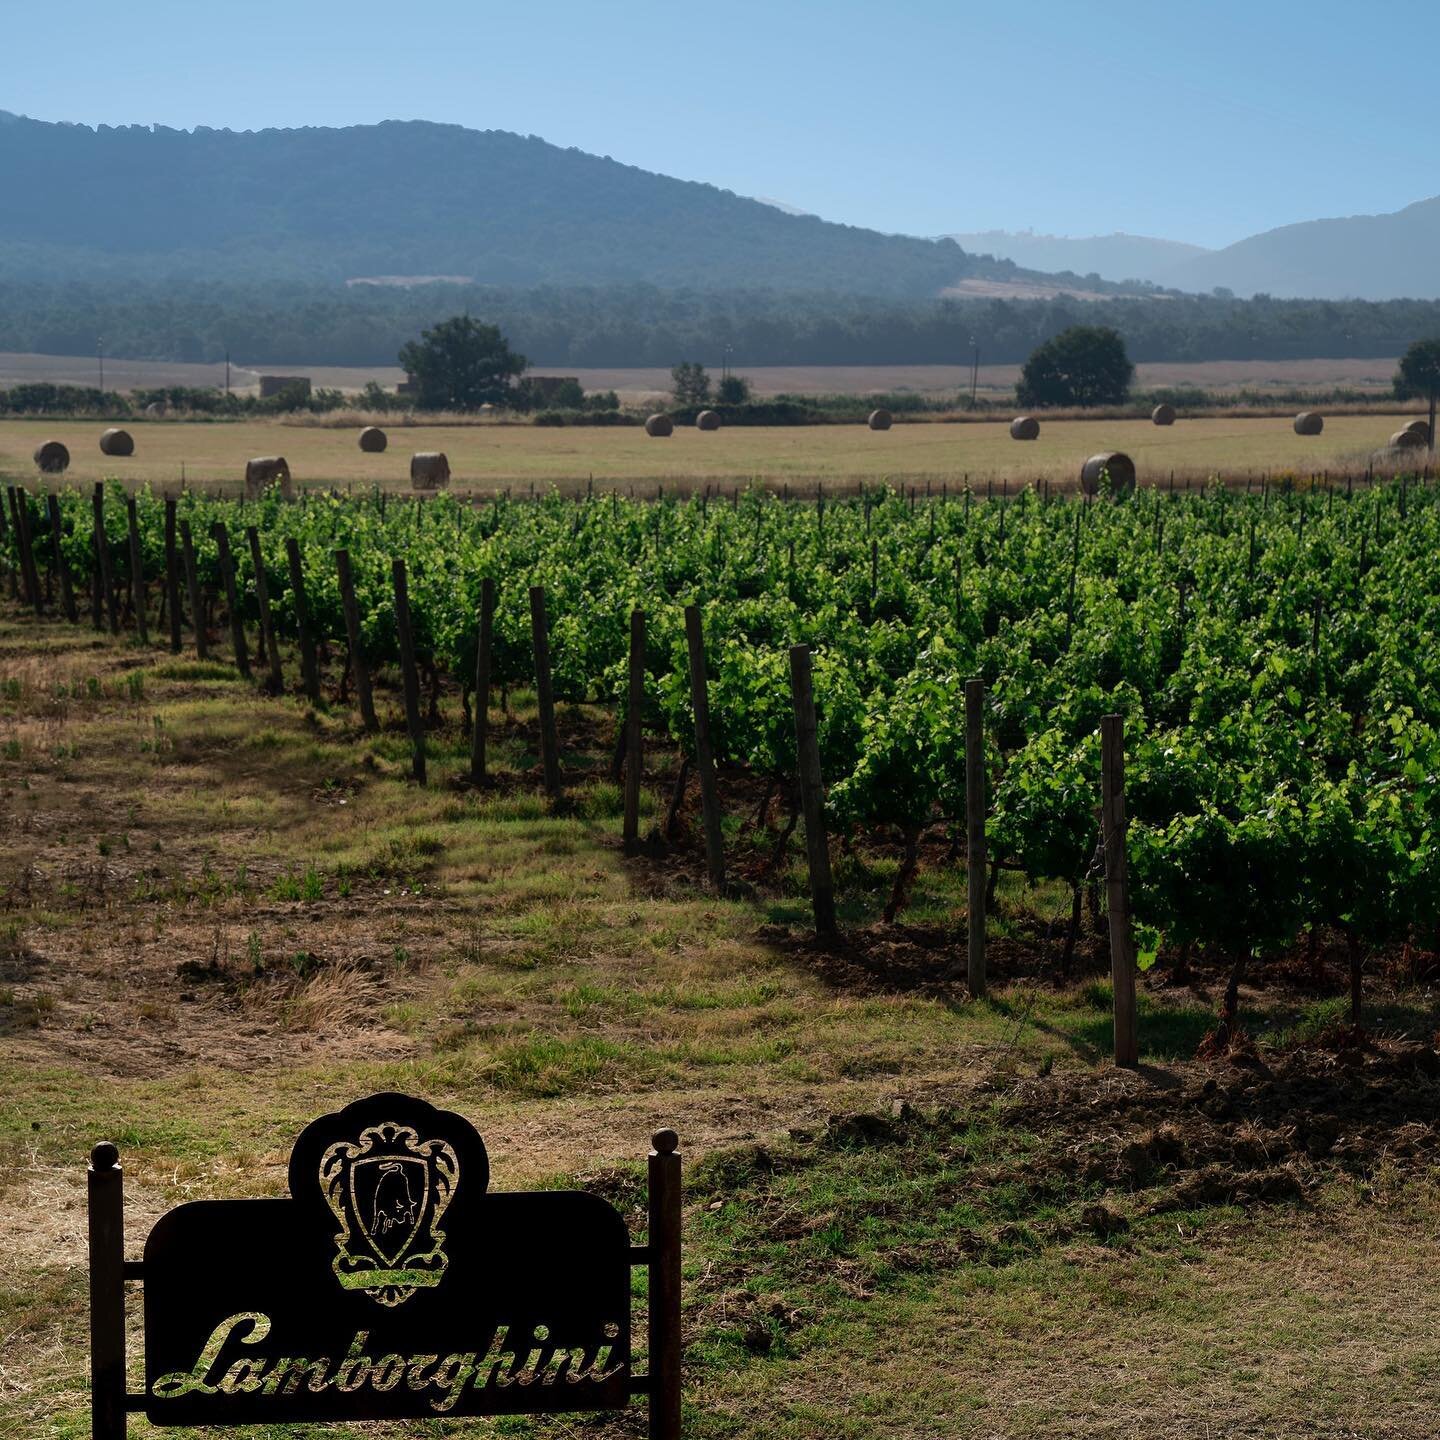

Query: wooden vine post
[
  {"left": 529, "top": 585, "right": 563, "bottom": 802},
  {"left": 788, "top": 643, "right": 836, "bottom": 936},
  {"left": 210, "top": 522, "right": 250, "bottom": 678},
  {"left": 284, "top": 537, "right": 321, "bottom": 703},
  {"left": 0, "top": 490, "right": 12, "bottom": 602},
  {"left": 684, "top": 605, "right": 727, "bottom": 890},
  {"left": 391, "top": 557, "right": 427, "bottom": 785},
  {"left": 1101, "top": 713, "right": 1139, "bottom": 1067},
  {"left": 965, "top": 677, "right": 987, "bottom": 998},
  {"left": 14, "top": 488, "right": 43, "bottom": 617},
  {"left": 334, "top": 549, "right": 377, "bottom": 730},
  {"left": 470, "top": 576, "right": 495, "bottom": 784},
  {"left": 622, "top": 608, "right": 645, "bottom": 849},
  {"left": 178, "top": 520, "right": 207, "bottom": 660},
  {"left": 163, "top": 498, "right": 182, "bottom": 653},
  {"left": 45, "top": 493, "right": 77, "bottom": 623},
  {"left": 125, "top": 496, "right": 148, "bottom": 643},
  {"left": 246, "top": 527, "right": 284, "bottom": 694},
  {"left": 87, "top": 486, "right": 104, "bottom": 629}
]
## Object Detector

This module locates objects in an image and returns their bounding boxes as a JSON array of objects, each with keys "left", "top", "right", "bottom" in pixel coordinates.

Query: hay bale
[
  {"left": 143, "top": 401, "right": 167, "bottom": 418},
  {"left": 1151, "top": 403, "right": 1176, "bottom": 426},
  {"left": 1294, "top": 412, "right": 1324, "bottom": 436},
  {"left": 1390, "top": 428, "right": 1426, "bottom": 450},
  {"left": 99, "top": 428, "right": 135, "bottom": 458},
  {"left": 33, "top": 441, "right": 70, "bottom": 475},
  {"left": 696, "top": 410, "right": 721, "bottom": 431},
  {"left": 1080, "top": 452, "right": 1137, "bottom": 498},
  {"left": 358, "top": 426, "right": 388, "bottom": 453},
  {"left": 868, "top": 408, "right": 893, "bottom": 431},
  {"left": 645, "top": 414, "right": 674, "bottom": 438},
  {"left": 410, "top": 452, "right": 451, "bottom": 489},
  {"left": 1402, "top": 418, "right": 1431, "bottom": 443},
  {"left": 1009, "top": 415, "right": 1040, "bottom": 441},
  {"left": 244, "top": 456, "right": 294, "bottom": 500}
]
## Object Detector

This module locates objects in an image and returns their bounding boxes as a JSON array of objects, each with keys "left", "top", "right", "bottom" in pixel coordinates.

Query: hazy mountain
[
  {"left": 947, "top": 229, "right": 1210, "bottom": 286},
  {"left": 1162, "top": 197, "right": 1440, "bottom": 299},
  {"left": 0, "top": 112, "right": 1088, "bottom": 298}
]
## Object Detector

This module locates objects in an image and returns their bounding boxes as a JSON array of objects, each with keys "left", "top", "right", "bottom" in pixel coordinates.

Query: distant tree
[
  {"left": 398, "top": 316, "right": 527, "bottom": 411},
  {"left": 1395, "top": 338, "right": 1440, "bottom": 451},
  {"left": 671, "top": 361, "right": 711, "bottom": 407},
  {"left": 1016, "top": 325, "right": 1134, "bottom": 408},
  {"left": 717, "top": 374, "right": 752, "bottom": 405}
]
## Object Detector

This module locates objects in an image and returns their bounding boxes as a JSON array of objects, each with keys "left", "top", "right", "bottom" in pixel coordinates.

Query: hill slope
[
  {"left": 0, "top": 112, "right": 1062, "bottom": 297},
  {"left": 1164, "top": 197, "right": 1440, "bottom": 299},
  {"left": 948, "top": 230, "right": 1209, "bottom": 286}
]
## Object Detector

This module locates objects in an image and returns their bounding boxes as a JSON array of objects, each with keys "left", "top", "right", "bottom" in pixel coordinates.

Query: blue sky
[{"left": 2, "top": 0, "right": 1435, "bottom": 249}]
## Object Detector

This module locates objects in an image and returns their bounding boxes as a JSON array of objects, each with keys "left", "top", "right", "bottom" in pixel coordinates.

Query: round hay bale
[
  {"left": 1294, "top": 412, "right": 1324, "bottom": 436},
  {"left": 1390, "top": 428, "right": 1426, "bottom": 450},
  {"left": 99, "top": 428, "right": 134, "bottom": 458},
  {"left": 696, "top": 410, "right": 721, "bottom": 431},
  {"left": 244, "top": 456, "right": 294, "bottom": 500},
  {"left": 143, "top": 401, "right": 166, "bottom": 418},
  {"left": 1151, "top": 403, "right": 1177, "bottom": 426},
  {"left": 1079, "top": 452, "right": 1137, "bottom": 498},
  {"left": 410, "top": 452, "right": 452, "bottom": 490},
  {"left": 1402, "top": 418, "right": 1431, "bottom": 443},
  {"left": 33, "top": 441, "right": 70, "bottom": 475},
  {"left": 358, "top": 426, "right": 388, "bottom": 453},
  {"left": 1009, "top": 415, "right": 1040, "bottom": 441},
  {"left": 645, "top": 414, "right": 674, "bottom": 438},
  {"left": 868, "top": 408, "right": 893, "bottom": 431}
]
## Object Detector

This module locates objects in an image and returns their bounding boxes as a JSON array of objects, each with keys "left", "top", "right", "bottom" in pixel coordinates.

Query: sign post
[{"left": 86, "top": 1094, "right": 683, "bottom": 1437}]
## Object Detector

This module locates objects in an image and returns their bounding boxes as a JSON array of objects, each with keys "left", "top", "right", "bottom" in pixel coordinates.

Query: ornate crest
[{"left": 319, "top": 1120, "right": 459, "bottom": 1307}]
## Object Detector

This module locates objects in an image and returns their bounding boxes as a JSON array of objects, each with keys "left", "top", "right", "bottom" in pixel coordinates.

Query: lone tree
[
  {"left": 1017, "top": 325, "right": 1134, "bottom": 408},
  {"left": 398, "top": 317, "right": 527, "bottom": 411},
  {"left": 1395, "top": 338, "right": 1440, "bottom": 451},
  {"left": 671, "top": 362, "right": 711, "bottom": 407},
  {"left": 717, "top": 374, "right": 752, "bottom": 405}
]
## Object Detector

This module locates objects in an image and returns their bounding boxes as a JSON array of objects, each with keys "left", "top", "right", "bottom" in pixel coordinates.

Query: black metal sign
[{"left": 87, "top": 1094, "right": 682, "bottom": 1438}]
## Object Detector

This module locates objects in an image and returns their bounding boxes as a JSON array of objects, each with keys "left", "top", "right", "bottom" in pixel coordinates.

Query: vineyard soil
[
  {"left": 0, "top": 412, "right": 1432, "bottom": 493},
  {"left": 3, "top": 603, "right": 1439, "bottom": 1439}
]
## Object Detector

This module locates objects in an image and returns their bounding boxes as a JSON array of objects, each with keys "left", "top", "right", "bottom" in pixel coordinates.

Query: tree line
[{"left": 2, "top": 279, "right": 1440, "bottom": 370}]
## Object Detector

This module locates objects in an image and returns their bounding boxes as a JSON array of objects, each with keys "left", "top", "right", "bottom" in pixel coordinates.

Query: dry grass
[
  {"left": 1, "top": 413, "right": 1432, "bottom": 496},
  {"left": 3, "top": 606, "right": 1439, "bottom": 1439}
]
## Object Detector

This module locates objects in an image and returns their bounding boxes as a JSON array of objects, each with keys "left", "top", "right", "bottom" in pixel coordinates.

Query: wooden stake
[
  {"left": 392, "top": 557, "right": 426, "bottom": 784},
  {"left": 285, "top": 537, "right": 321, "bottom": 703},
  {"left": 125, "top": 496, "right": 148, "bottom": 643},
  {"left": 685, "top": 605, "right": 726, "bottom": 891},
  {"left": 14, "top": 488, "right": 43, "bottom": 616},
  {"left": 470, "top": 576, "right": 495, "bottom": 783},
  {"left": 164, "top": 499, "right": 182, "bottom": 652},
  {"left": 788, "top": 644, "right": 836, "bottom": 936},
  {"left": 45, "top": 493, "right": 77, "bottom": 623},
  {"left": 211, "top": 522, "right": 250, "bottom": 678},
  {"left": 529, "top": 586, "right": 563, "bottom": 802},
  {"left": 179, "top": 519, "right": 207, "bottom": 660},
  {"left": 623, "top": 608, "right": 645, "bottom": 849},
  {"left": 335, "top": 549, "right": 377, "bottom": 730},
  {"left": 1101, "top": 714, "right": 1139, "bottom": 1067},
  {"left": 965, "top": 678, "right": 986, "bottom": 998},
  {"left": 246, "top": 527, "right": 284, "bottom": 693}
]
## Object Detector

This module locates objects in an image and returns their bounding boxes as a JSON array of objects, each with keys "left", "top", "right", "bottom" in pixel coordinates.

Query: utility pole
[
  {"left": 970, "top": 336, "right": 980, "bottom": 407},
  {"left": 97, "top": 337, "right": 104, "bottom": 393},
  {"left": 225, "top": 348, "right": 231, "bottom": 397}
]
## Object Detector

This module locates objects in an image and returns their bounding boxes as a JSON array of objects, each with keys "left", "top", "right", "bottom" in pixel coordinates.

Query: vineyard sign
[{"left": 86, "top": 1093, "right": 683, "bottom": 1437}]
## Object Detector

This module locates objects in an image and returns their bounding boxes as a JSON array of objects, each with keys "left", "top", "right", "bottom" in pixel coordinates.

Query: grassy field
[
  {"left": 3, "top": 604, "right": 1439, "bottom": 1438},
  {"left": 0, "top": 412, "right": 1430, "bottom": 494}
]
